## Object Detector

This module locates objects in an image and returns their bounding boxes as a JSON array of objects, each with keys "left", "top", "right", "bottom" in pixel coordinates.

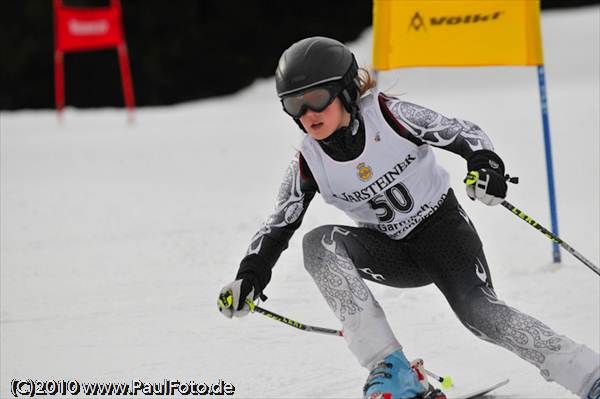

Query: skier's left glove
[{"left": 464, "top": 150, "right": 507, "bottom": 206}]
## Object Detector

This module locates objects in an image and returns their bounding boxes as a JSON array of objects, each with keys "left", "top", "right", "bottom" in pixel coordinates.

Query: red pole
[
  {"left": 117, "top": 43, "right": 135, "bottom": 121},
  {"left": 53, "top": 0, "right": 64, "bottom": 119},
  {"left": 113, "top": 0, "right": 135, "bottom": 122},
  {"left": 54, "top": 50, "right": 65, "bottom": 116}
]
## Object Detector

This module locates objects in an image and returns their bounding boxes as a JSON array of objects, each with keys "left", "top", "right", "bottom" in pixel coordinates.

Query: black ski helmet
[{"left": 275, "top": 37, "right": 359, "bottom": 117}]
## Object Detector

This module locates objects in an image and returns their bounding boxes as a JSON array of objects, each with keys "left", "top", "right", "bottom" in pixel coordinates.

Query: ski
[{"left": 450, "top": 379, "right": 509, "bottom": 399}]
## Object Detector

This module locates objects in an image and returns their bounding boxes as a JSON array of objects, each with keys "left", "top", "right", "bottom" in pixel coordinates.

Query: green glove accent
[
  {"left": 218, "top": 290, "right": 233, "bottom": 311},
  {"left": 464, "top": 170, "right": 479, "bottom": 186}
]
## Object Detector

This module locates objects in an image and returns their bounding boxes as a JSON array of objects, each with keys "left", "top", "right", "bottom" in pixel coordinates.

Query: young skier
[{"left": 218, "top": 37, "right": 600, "bottom": 399}]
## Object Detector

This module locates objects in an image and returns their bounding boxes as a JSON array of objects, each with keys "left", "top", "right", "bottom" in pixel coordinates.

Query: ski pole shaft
[
  {"left": 501, "top": 200, "right": 599, "bottom": 276},
  {"left": 251, "top": 304, "right": 343, "bottom": 336},
  {"left": 218, "top": 291, "right": 343, "bottom": 336},
  {"left": 413, "top": 358, "right": 453, "bottom": 388},
  {"left": 424, "top": 369, "right": 453, "bottom": 388},
  {"left": 424, "top": 369, "right": 443, "bottom": 383}
]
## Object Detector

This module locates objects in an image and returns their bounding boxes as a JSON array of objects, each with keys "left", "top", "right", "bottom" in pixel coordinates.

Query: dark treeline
[{"left": 2, "top": 0, "right": 598, "bottom": 110}]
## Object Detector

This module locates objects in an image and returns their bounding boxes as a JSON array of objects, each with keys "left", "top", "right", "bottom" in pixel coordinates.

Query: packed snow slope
[{"left": 2, "top": 6, "right": 599, "bottom": 399}]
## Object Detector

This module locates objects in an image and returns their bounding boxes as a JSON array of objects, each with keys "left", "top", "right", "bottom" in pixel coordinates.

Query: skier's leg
[
  {"left": 303, "top": 224, "right": 429, "bottom": 368},
  {"left": 302, "top": 224, "right": 433, "bottom": 398},
  {"left": 409, "top": 190, "right": 600, "bottom": 398},
  {"left": 454, "top": 274, "right": 600, "bottom": 398}
]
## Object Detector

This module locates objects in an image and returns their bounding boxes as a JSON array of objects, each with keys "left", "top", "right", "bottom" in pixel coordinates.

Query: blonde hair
[{"left": 356, "top": 67, "right": 377, "bottom": 96}]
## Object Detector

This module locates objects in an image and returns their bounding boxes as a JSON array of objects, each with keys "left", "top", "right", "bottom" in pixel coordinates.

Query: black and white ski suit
[{"left": 235, "top": 90, "right": 600, "bottom": 398}]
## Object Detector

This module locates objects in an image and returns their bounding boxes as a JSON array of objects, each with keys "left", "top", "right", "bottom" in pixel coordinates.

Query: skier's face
[{"left": 299, "top": 97, "right": 351, "bottom": 140}]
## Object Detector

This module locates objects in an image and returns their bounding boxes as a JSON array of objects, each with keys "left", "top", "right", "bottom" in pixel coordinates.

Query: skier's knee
[
  {"left": 303, "top": 225, "right": 328, "bottom": 250},
  {"left": 302, "top": 225, "right": 332, "bottom": 273},
  {"left": 303, "top": 225, "right": 356, "bottom": 277}
]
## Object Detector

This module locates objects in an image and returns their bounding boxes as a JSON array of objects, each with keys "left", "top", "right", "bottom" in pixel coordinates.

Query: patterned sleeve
[
  {"left": 236, "top": 153, "right": 316, "bottom": 294},
  {"left": 383, "top": 96, "right": 495, "bottom": 158}
]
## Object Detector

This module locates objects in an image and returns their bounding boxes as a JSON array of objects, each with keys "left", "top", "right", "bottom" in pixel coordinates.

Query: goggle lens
[{"left": 282, "top": 86, "right": 338, "bottom": 118}]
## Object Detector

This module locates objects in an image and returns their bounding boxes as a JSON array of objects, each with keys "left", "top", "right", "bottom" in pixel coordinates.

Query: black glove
[{"left": 464, "top": 150, "right": 507, "bottom": 206}]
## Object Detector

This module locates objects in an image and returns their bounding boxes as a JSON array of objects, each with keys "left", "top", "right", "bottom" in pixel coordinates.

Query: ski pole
[
  {"left": 250, "top": 303, "right": 344, "bottom": 336},
  {"left": 424, "top": 369, "right": 453, "bottom": 389},
  {"left": 501, "top": 200, "right": 600, "bottom": 276},
  {"left": 412, "top": 359, "right": 453, "bottom": 389},
  {"left": 218, "top": 292, "right": 343, "bottom": 336}
]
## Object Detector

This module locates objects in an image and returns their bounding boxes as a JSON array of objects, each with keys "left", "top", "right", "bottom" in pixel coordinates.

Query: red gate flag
[
  {"left": 53, "top": 0, "right": 135, "bottom": 117},
  {"left": 55, "top": 2, "right": 124, "bottom": 51}
]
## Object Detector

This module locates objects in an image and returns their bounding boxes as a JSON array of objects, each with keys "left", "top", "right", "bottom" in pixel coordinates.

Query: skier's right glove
[{"left": 218, "top": 279, "right": 255, "bottom": 319}]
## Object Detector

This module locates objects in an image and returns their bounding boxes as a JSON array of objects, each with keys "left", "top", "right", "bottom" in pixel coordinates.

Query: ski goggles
[{"left": 281, "top": 84, "right": 341, "bottom": 118}]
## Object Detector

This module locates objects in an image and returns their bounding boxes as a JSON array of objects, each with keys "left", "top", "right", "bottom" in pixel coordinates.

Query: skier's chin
[{"left": 307, "top": 123, "right": 334, "bottom": 140}]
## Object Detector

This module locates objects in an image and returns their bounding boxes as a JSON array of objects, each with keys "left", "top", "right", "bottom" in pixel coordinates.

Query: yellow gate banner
[{"left": 373, "top": 0, "right": 543, "bottom": 69}]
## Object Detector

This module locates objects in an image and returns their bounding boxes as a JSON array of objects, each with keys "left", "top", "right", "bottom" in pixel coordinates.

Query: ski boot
[{"left": 363, "top": 350, "right": 446, "bottom": 399}]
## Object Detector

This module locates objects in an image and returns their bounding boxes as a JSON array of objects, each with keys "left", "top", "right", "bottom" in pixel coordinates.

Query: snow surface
[{"left": 1, "top": 6, "right": 599, "bottom": 399}]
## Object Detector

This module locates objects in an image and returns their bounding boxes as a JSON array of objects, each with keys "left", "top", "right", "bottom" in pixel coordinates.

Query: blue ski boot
[{"left": 363, "top": 350, "right": 441, "bottom": 399}]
